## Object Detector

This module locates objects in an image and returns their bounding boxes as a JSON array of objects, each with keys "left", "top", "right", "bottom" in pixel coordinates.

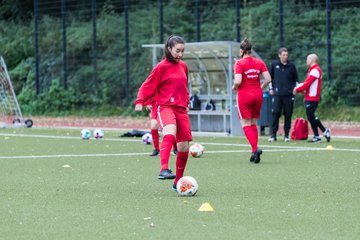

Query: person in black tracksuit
[{"left": 268, "top": 48, "right": 298, "bottom": 142}]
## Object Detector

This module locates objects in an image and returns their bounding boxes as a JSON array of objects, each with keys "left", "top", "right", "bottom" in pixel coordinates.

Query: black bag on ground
[
  {"left": 190, "top": 94, "right": 201, "bottom": 110},
  {"left": 205, "top": 99, "right": 216, "bottom": 111},
  {"left": 120, "top": 129, "right": 150, "bottom": 137}
]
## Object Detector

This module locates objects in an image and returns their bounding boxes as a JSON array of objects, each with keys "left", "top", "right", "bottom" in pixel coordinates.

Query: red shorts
[
  {"left": 236, "top": 89, "right": 263, "bottom": 120},
  {"left": 157, "top": 106, "right": 192, "bottom": 142}
]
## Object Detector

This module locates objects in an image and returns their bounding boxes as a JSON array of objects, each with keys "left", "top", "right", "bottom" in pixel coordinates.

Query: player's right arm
[
  {"left": 294, "top": 69, "right": 318, "bottom": 93},
  {"left": 232, "top": 60, "right": 243, "bottom": 91},
  {"left": 260, "top": 60, "right": 271, "bottom": 90},
  {"left": 232, "top": 73, "right": 242, "bottom": 91},
  {"left": 261, "top": 71, "right": 271, "bottom": 90},
  {"left": 134, "top": 65, "right": 161, "bottom": 112}
]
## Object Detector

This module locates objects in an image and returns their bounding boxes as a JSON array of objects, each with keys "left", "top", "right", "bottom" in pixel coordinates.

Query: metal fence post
[
  {"left": 159, "top": 0, "right": 164, "bottom": 43},
  {"left": 92, "top": 0, "right": 97, "bottom": 84},
  {"left": 195, "top": 0, "right": 200, "bottom": 42},
  {"left": 279, "top": 0, "right": 284, "bottom": 48},
  {"left": 34, "top": 0, "right": 40, "bottom": 94},
  {"left": 236, "top": 0, "right": 241, "bottom": 42},
  {"left": 326, "top": 0, "right": 332, "bottom": 83},
  {"left": 124, "top": 0, "right": 129, "bottom": 102},
  {"left": 61, "top": 0, "right": 68, "bottom": 89}
]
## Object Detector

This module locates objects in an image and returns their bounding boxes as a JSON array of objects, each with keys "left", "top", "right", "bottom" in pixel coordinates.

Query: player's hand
[
  {"left": 232, "top": 84, "right": 238, "bottom": 91},
  {"left": 135, "top": 104, "right": 143, "bottom": 112},
  {"left": 145, "top": 105, "right": 152, "bottom": 111},
  {"left": 292, "top": 88, "right": 297, "bottom": 95},
  {"left": 269, "top": 89, "right": 274, "bottom": 95}
]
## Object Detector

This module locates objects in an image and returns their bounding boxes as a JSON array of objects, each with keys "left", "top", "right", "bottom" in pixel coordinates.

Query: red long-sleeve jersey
[
  {"left": 234, "top": 56, "right": 268, "bottom": 90},
  {"left": 295, "top": 64, "right": 322, "bottom": 102},
  {"left": 135, "top": 59, "right": 190, "bottom": 109}
]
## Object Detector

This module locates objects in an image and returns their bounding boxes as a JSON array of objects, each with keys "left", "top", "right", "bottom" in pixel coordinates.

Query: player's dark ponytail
[
  {"left": 163, "top": 35, "right": 185, "bottom": 63},
  {"left": 240, "top": 39, "right": 252, "bottom": 57}
]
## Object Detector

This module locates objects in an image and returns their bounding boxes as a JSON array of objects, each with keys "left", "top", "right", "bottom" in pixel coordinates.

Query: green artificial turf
[{"left": 0, "top": 128, "right": 359, "bottom": 240}]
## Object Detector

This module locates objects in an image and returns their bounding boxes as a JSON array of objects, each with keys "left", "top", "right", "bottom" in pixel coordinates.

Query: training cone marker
[
  {"left": 326, "top": 145, "right": 334, "bottom": 150},
  {"left": 198, "top": 202, "right": 214, "bottom": 212}
]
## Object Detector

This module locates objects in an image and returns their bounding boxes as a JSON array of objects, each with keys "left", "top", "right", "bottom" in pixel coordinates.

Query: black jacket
[{"left": 269, "top": 59, "right": 298, "bottom": 96}]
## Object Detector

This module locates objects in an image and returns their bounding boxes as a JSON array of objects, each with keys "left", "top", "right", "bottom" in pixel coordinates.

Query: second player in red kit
[{"left": 233, "top": 39, "right": 271, "bottom": 163}]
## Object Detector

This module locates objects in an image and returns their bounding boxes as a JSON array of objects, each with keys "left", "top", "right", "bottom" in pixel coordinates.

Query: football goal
[{"left": 0, "top": 56, "right": 33, "bottom": 128}]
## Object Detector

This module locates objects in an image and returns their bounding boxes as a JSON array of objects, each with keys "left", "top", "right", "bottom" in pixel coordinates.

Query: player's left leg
[
  {"left": 158, "top": 125, "right": 176, "bottom": 179},
  {"left": 249, "top": 118, "right": 262, "bottom": 164},
  {"left": 315, "top": 114, "right": 331, "bottom": 142},
  {"left": 305, "top": 101, "right": 321, "bottom": 142},
  {"left": 157, "top": 106, "right": 177, "bottom": 179},
  {"left": 241, "top": 119, "right": 260, "bottom": 163},
  {"left": 173, "top": 109, "right": 192, "bottom": 189},
  {"left": 249, "top": 94, "right": 262, "bottom": 163}
]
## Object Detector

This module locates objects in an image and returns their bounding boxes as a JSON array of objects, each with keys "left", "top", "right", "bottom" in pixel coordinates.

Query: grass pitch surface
[{"left": 0, "top": 128, "right": 359, "bottom": 240}]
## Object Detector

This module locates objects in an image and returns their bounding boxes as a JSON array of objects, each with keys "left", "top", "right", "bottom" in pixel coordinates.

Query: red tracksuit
[{"left": 295, "top": 64, "right": 322, "bottom": 102}]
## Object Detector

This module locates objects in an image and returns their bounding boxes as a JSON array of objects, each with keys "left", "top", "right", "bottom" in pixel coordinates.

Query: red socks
[
  {"left": 160, "top": 134, "right": 176, "bottom": 171},
  {"left": 243, "top": 125, "right": 257, "bottom": 153},
  {"left": 174, "top": 151, "right": 189, "bottom": 185},
  {"left": 151, "top": 129, "right": 160, "bottom": 151},
  {"left": 159, "top": 135, "right": 188, "bottom": 185},
  {"left": 251, "top": 124, "right": 258, "bottom": 150},
  {"left": 151, "top": 129, "right": 176, "bottom": 152}
]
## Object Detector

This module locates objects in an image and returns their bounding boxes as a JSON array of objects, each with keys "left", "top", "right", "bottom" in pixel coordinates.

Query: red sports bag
[{"left": 291, "top": 117, "right": 309, "bottom": 140}]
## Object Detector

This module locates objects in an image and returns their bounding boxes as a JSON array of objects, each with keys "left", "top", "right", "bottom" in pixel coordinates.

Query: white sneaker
[
  {"left": 324, "top": 128, "right": 331, "bottom": 142},
  {"left": 309, "top": 136, "right": 322, "bottom": 143},
  {"left": 268, "top": 136, "right": 277, "bottom": 142},
  {"left": 284, "top": 137, "right": 290, "bottom": 142}
]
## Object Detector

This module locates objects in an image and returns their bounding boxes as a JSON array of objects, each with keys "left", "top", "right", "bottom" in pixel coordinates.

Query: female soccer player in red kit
[
  {"left": 233, "top": 39, "right": 271, "bottom": 163},
  {"left": 135, "top": 35, "right": 192, "bottom": 190}
]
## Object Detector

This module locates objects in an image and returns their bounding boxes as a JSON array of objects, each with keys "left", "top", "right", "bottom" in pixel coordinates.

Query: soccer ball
[
  {"left": 142, "top": 133, "right": 153, "bottom": 144},
  {"left": 81, "top": 129, "right": 91, "bottom": 140},
  {"left": 93, "top": 129, "right": 104, "bottom": 139},
  {"left": 189, "top": 143, "right": 204, "bottom": 158},
  {"left": 176, "top": 176, "right": 198, "bottom": 196}
]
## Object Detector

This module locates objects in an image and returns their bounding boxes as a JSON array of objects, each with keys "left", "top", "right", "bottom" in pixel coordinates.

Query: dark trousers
[
  {"left": 270, "top": 95, "right": 294, "bottom": 137},
  {"left": 305, "top": 100, "right": 326, "bottom": 137}
]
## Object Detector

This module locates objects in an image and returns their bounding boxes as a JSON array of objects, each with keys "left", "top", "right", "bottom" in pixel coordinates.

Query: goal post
[{"left": 0, "top": 56, "right": 33, "bottom": 128}]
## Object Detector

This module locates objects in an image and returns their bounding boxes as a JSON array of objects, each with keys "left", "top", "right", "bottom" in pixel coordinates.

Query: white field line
[
  {"left": 0, "top": 147, "right": 358, "bottom": 160},
  {"left": 1, "top": 133, "right": 357, "bottom": 150},
  {"left": 0, "top": 133, "right": 140, "bottom": 142},
  {"left": 1, "top": 133, "right": 359, "bottom": 152},
  {"left": 194, "top": 142, "right": 360, "bottom": 152},
  {"left": 32, "top": 125, "right": 360, "bottom": 139},
  {"left": 0, "top": 152, "right": 150, "bottom": 159},
  {"left": 1, "top": 133, "right": 359, "bottom": 160}
]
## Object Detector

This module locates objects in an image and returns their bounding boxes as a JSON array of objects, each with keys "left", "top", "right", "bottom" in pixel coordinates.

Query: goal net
[{"left": 0, "top": 56, "right": 32, "bottom": 128}]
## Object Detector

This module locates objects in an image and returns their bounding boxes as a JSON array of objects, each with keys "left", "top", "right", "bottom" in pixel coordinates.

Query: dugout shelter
[{"left": 142, "top": 41, "right": 270, "bottom": 136}]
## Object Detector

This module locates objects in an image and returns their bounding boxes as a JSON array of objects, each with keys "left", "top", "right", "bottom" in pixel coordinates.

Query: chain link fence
[{"left": 32, "top": 0, "right": 360, "bottom": 109}]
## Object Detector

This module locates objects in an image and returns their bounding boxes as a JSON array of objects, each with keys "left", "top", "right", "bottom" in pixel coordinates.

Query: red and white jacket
[
  {"left": 135, "top": 59, "right": 190, "bottom": 109},
  {"left": 295, "top": 64, "right": 322, "bottom": 102}
]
